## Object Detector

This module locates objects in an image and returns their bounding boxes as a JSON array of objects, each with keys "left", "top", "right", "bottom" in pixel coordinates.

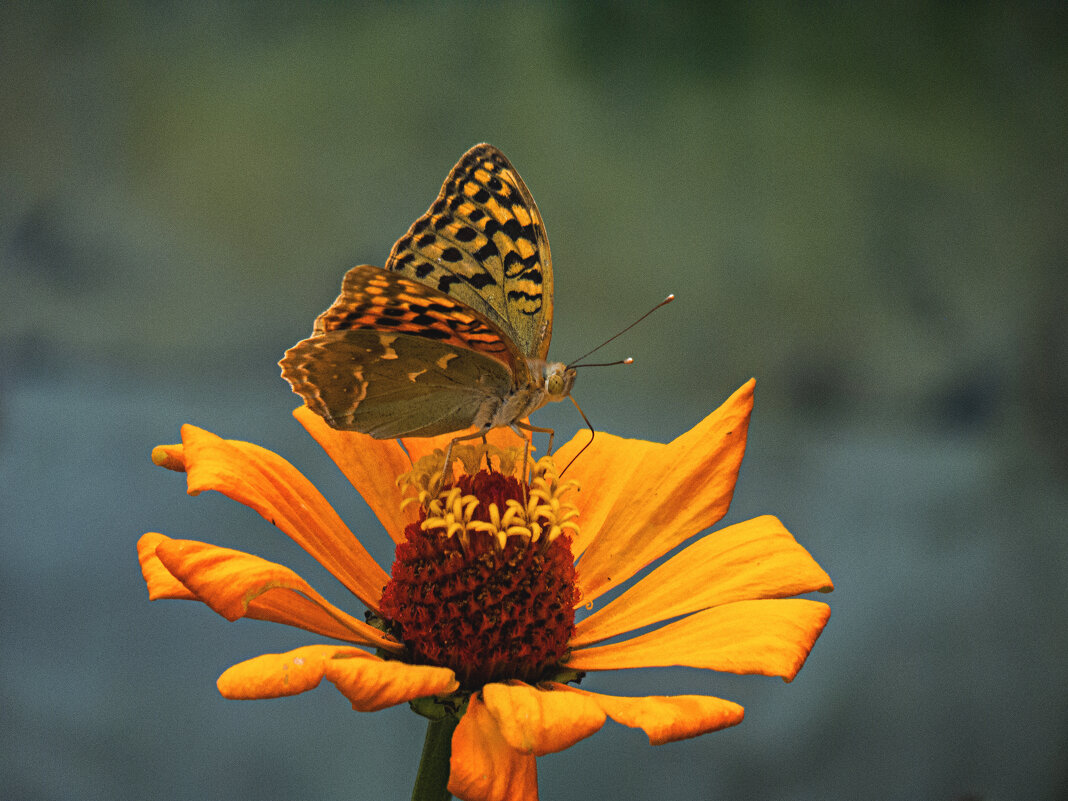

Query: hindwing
[{"left": 280, "top": 329, "right": 515, "bottom": 438}]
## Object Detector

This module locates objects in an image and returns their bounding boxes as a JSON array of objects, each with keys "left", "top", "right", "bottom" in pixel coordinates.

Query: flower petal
[
  {"left": 571, "top": 515, "right": 833, "bottom": 647},
  {"left": 243, "top": 587, "right": 387, "bottom": 644},
  {"left": 555, "top": 380, "right": 755, "bottom": 606},
  {"left": 151, "top": 443, "right": 186, "bottom": 471},
  {"left": 150, "top": 534, "right": 399, "bottom": 650},
  {"left": 138, "top": 532, "right": 196, "bottom": 600},
  {"left": 323, "top": 652, "right": 459, "bottom": 712},
  {"left": 567, "top": 598, "right": 830, "bottom": 681},
  {"left": 449, "top": 691, "right": 539, "bottom": 801},
  {"left": 482, "top": 681, "right": 606, "bottom": 756},
  {"left": 217, "top": 644, "right": 362, "bottom": 699},
  {"left": 556, "top": 684, "right": 744, "bottom": 744},
  {"left": 175, "top": 424, "right": 389, "bottom": 608},
  {"left": 293, "top": 406, "right": 415, "bottom": 543}
]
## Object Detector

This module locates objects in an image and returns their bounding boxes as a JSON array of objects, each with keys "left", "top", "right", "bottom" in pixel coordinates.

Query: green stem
[{"left": 411, "top": 714, "right": 458, "bottom": 801}]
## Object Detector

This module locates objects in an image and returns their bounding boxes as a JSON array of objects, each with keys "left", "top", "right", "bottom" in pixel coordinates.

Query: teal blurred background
[{"left": 3, "top": 3, "right": 1066, "bottom": 799}]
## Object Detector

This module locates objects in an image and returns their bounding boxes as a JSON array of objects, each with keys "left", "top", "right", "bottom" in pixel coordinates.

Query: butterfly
[{"left": 280, "top": 144, "right": 576, "bottom": 462}]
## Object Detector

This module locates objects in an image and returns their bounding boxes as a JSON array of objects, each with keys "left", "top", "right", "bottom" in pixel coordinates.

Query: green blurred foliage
[{"left": 5, "top": 3, "right": 1064, "bottom": 435}]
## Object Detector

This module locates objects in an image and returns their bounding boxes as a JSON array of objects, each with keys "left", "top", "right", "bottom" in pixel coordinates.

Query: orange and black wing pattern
[
  {"left": 385, "top": 144, "right": 553, "bottom": 360},
  {"left": 308, "top": 264, "right": 526, "bottom": 372}
]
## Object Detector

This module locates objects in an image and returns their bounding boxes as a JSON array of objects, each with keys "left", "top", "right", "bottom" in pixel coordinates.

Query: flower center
[{"left": 378, "top": 445, "right": 581, "bottom": 689}]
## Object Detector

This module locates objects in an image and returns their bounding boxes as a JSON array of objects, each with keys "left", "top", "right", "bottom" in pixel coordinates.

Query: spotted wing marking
[{"left": 385, "top": 144, "right": 554, "bottom": 359}]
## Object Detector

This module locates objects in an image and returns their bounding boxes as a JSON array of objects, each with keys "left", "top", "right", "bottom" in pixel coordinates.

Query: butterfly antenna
[
  {"left": 574, "top": 357, "right": 633, "bottom": 369},
  {"left": 561, "top": 395, "right": 595, "bottom": 477},
  {"left": 569, "top": 294, "right": 675, "bottom": 368}
]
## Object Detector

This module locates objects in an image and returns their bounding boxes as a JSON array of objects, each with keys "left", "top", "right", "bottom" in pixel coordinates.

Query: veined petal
[
  {"left": 567, "top": 598, "right": 830, "bottom": 681},
  {"left": 555, "top": 380, "right": 755, "bottom": 606},
  {"left": 482, "top": 681, "right": 606, "bottom": 756},
  {"left": 449, "top": 692, "right": 539, "bottom": 801},
  {"left": 294, "top": 406, "right": 414, "bottom": 544},
  {"left": 150, "top": 535, "right": 399, "bottom": 651},
  {"left": 217, "top": 644, "right": 362, "bottom": 699},
  {"left": 571, "top": 516, "right": 833, "bottom": 647},
  {"left": 243, "top": 588, "right": 388, "bottom": 643},
  {"left": 554, "top": 684, "right": 744, "bottom": 744},
  {"left": 175, "top": 424, "right": 388, "bottom": 608},
  {"left": 323, "top": 652, "right": 458, "bottom": 712},
  {"left": 138, "top": 532, "right": 196, "bottom": 600}
]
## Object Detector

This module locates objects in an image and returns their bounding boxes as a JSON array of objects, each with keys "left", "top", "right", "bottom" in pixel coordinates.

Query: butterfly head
[{"left": 540, "top": 361, "right": 577, "bottom": 401}]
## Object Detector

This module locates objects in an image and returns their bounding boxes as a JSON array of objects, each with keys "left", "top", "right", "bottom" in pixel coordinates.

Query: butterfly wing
[
  {"left": 385, "top": 144, "right": 553, "bottom": 360},
  {"left": 281, "top": 264, "right": 532, "bottom": 434},
  {"left": 308, "top": 263, "right": 529, "bottom": 377},
  {"left": 281, "top": 145, "right": 555, "bottom": 438},
  {"left": 280, "top": 328, "right": 515, "bottom": 438}
]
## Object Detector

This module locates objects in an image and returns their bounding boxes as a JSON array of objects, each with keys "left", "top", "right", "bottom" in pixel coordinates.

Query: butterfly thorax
[{"left": 476, "top": 360, "right": 576, "bottom": 430}]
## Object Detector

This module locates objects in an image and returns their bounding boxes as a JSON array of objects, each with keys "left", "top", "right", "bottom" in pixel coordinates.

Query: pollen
[{"left": 380, "top": 445, "right": 581, "bottom": 688}]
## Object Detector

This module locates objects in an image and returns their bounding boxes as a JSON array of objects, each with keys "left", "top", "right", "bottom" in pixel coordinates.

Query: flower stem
[{"left": 411, "top": 714, "right": 458, "bottom": 801}]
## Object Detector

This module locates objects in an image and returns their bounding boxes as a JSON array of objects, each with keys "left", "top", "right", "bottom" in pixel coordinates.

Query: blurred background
[{"left": 2, "top": 3, "right": 1065, "bottom": 800}]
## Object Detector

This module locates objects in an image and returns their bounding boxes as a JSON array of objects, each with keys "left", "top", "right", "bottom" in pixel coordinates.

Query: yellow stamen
[{"left": 400, "top": 446, "right": 580, "bottom": 551}]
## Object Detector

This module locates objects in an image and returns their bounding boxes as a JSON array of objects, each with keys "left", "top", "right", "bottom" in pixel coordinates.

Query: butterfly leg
[
  {"left": 439, "top": 429, "right": 493, "bottom": 489},
  {"left": 506, "top": 424, "right": 535, "bottom": 492},
  {"left": 512, "top": 421, "right": 556, "bottom": 455},
  {"left": 520, "top": 435, "right": 532, "bottom": 499}
]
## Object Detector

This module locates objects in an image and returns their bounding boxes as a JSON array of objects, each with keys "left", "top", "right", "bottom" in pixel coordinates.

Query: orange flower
[{"left": 138, "top": 379, "right": 832, "bottom": 801}]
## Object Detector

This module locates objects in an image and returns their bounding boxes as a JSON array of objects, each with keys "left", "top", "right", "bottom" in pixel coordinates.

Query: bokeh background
[{"left": 3, "top": 3, "right": 1066, "bottom": 800}]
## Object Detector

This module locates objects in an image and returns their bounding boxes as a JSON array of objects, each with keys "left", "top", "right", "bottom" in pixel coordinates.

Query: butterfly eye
[
  {"left": 546, "top": 370, "right": 565, "bottom": 396},
  {"left": 543, "top": 365, "right": 576, "bottom": 399}
]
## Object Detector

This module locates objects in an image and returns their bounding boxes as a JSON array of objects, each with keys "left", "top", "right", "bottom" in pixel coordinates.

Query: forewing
[
  {"left": 385, "top": 144, "right": 553, "bottom": 360},
  {"left": 279, "top": 328, "right": 514, "bottom": 438},
  {"left": 311, "top": 263, "right": 529, "bottom": 382}
]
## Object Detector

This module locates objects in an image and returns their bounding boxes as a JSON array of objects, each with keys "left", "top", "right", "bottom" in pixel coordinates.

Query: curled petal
[
  {"left": 294, "top": 406, "right": 414, "bottom": 543},
  {"left": 572, "top": 515, "right": 833, "bottom": 647},
  {"left": 556, "top": 380, "right": 755, "bottom": 606},
  {"left": 323, "top": 653, "right": 458, "bottom": 712},
  {"left": 142, "top": 532, "right": 352, "bottom": 637},
  {"left": 138, "top": 532, "right": 196, "bottom": 600},
  {"left": 175, "top": 424, "right": 388, "bottom": 609},
  {"left": 568, "top": 598, "right": 830, "bottom": 681},
  {"left": 151, "top": 443, "right": 186, "bottom": 472},
  {"left": 555, "top": 684, "right": 744, "bottom": 744},
  {"left": 449, "top": 692, "right": 539, "bottom": 801},
  {"left": 482, "top": 681, "right": 606, "bottom": 756},
  {"left": 217, "top": 644, "right": 363, "bottom": 699},
  {"left": 150, "top": 534, "right": 399, "bottom": 651}
]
